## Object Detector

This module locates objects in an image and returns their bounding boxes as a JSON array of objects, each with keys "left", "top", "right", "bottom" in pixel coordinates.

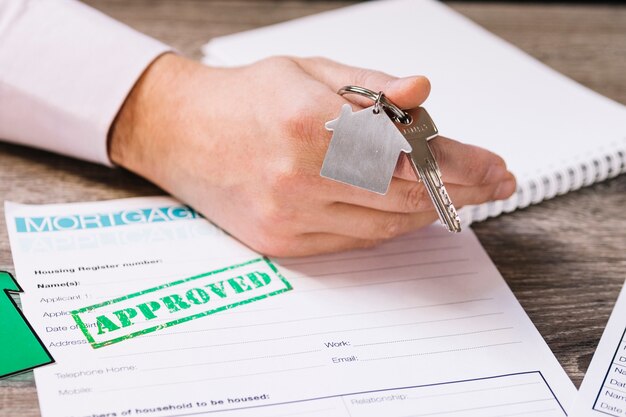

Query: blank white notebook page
[
  {"left": 203, "top": 0, "right": 626, "bottom": 223},
  {"left": 6, "top": 197, "right": 576, "bottom": 417}
]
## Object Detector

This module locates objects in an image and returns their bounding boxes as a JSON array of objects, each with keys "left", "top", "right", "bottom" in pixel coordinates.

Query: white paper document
[
  {"left": 574, "top": 282, "right": 626, "bottom": 417},
  {"left": 5, "top": 197, "right": 576, "bottom": 416}
]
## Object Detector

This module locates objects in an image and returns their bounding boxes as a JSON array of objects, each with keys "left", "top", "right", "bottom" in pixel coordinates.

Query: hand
[{"left": 109, "top": 54, "right": 516, "bottom": 257}]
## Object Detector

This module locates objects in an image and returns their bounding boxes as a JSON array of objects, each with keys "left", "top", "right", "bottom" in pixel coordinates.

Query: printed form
[
  {"left": 575, "top": 282, "right": 626, "bottom": 417},
  {"left": 5, "top": 197, "right": 576, "bottom": 417}
]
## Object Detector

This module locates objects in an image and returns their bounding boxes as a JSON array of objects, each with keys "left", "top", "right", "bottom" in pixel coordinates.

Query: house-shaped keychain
[{"left": 321, "top": 104, "right": 412, "bottom": 195}]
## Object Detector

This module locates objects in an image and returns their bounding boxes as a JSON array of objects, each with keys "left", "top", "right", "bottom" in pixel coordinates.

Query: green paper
[{"left": 0, "top": 271, "right": 54, "bottom": 378}]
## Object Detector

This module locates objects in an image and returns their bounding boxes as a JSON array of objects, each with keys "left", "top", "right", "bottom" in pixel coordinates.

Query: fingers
[
  {"left": 429, "top": 137, "right": 511, "bottom": 185},
  {"left": 292, "top": 57, "right": 512, "bottom": 189},
  {"left": 309, "top": 177, "right": 515, "bottom": 241},
  {"left": 293, "top": 58, "right": 513, "bottom": 188},
  {"left": 395, "top": 136, "right": 513, "bottom": 186},
  {"left": 258, "top": 171, "right": 517, "bottom": 256},
  {"left": 320, "top": 177, "right": 429, "bottom": 213},
  {"left": 318, "top": 202, "right": 438, "bottom": 240},
  {"left": 320, "top": 170, "right": 516, "bottom": 215},
  {"left": 445, "top": 180, "right": 517, "bottom": 208},
  {"left": 294, "top": 57, "right": 430, "bottom": 110}
]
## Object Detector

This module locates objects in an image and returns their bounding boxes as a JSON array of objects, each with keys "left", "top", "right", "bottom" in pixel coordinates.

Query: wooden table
[{"left": 1, "top": 1, "right": 624, "bottom": 415}]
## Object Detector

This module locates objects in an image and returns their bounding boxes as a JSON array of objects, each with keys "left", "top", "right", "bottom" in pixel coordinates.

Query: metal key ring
[{"left": 337, "top": 85, "right": 412, "bottom": 124}]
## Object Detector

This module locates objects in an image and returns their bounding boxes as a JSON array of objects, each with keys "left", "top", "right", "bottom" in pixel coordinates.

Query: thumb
[{"left": 295, "top": 57, "right": 431, "bottom": 109}]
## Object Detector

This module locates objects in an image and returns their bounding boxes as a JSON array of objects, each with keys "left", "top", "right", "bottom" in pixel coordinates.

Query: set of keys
[{"left": 321, "top": 85, "right": 461, "bottom": 233}]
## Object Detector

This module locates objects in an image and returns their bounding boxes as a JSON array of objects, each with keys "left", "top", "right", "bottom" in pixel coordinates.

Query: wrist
[{"left": 108, "top": 53, "right": 200, "bottom": 176}]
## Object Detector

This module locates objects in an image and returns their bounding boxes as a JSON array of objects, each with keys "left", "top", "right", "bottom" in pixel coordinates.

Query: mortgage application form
[{"left": 5, "top": 197, "right": 576, "bottom": 417}]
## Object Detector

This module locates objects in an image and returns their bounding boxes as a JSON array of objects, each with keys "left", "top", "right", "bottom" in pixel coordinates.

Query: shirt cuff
[{"left": 0, "top": 0, "right": 171, "bottom": 166}]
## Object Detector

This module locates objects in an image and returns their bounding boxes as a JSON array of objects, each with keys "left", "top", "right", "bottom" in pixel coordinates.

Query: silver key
[{"left": 396, "top": 107, "right": 461, "bottom": 233}]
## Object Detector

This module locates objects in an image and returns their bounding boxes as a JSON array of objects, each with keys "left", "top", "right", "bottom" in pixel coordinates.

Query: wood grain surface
[{"left": 1, "top": 1, "right": 625, "bottom": 416}]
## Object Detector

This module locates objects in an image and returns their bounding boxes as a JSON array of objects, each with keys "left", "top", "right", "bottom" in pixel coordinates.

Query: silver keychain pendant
[
  {"left": 321, "top": 104, "right": 411, "bottom": 195},
  {"left": 321, "top": 86, "right": 461, "bottom": 233}
]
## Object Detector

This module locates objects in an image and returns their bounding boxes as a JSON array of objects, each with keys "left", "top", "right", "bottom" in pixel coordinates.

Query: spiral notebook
[{"left": 202, "top": 0, "right": 626, "bottom": 225}]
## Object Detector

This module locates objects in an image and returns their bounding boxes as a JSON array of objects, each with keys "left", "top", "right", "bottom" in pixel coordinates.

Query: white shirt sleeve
[{"left": 0, "top": 0, "right": 170, "bottom": 166}]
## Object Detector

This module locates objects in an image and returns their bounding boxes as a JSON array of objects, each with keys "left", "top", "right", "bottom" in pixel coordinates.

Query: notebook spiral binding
[{"left": 464, "top": 145, "right": 626, "bottom": 225}]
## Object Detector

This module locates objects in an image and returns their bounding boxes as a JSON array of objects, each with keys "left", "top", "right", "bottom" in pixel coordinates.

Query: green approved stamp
[{"left": 71, "top": 258, "right": 291, "bottom": 348}]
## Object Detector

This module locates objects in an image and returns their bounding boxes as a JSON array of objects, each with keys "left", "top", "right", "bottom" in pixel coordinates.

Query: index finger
[{"left": 294, "top": 57, "right": 431, "bottom": 110}]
